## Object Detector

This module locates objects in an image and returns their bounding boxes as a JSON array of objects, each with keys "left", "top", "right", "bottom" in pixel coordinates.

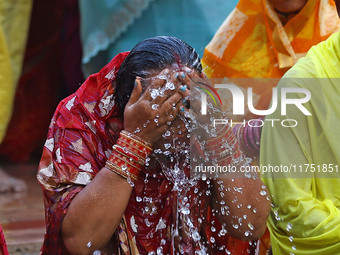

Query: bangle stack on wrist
[
  {"left": 232, "top": 120, "right": 262, "bottom": 156},
  {"left": 105, "top": 130, "right": 153, "bottom": 182},
  {"left": 206, "top": 124, "right": 243, "bottom": 166}
]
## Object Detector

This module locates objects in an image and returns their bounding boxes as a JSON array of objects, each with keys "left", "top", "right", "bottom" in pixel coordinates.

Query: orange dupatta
[{"left": 202, "top": 0, "right": 340, "bottom": 110}]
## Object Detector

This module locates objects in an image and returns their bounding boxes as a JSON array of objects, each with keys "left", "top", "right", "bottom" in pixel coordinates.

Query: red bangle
[
  {"left": 105, "top": 131, "right": 153, "bottom": 182},
  {"left": 206, "top": 122, "right": 244, "bottom": 166}
]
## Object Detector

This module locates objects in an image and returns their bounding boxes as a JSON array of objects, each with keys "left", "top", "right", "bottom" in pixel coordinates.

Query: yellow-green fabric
[
  {"left": 260, "top": 31, "right": 340, "bottom": 254},
  {"left": 0, "top": 0, "right": 32, "bottom": 143}
]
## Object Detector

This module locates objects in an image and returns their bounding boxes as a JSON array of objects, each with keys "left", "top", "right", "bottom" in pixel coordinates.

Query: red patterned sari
[{"left": 37, "top": 52, "right": 257, "bottom": 254}]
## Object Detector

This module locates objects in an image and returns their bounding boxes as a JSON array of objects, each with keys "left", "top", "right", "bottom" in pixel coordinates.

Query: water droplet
[
  {"left": 136, "top": 196, "right": 142, "bottom": 202},
  {"left": 145, "top": 218, "right": 152, "bottom": 227},
  {"left": 286, "top": 223, "right": 293, "bottom": 232},
  {"left": 289, "top": 236, "right": 294, "bottom": 242},
  {"left": 180, "top": 207, "right": 190, "bottom": 215},
  {"left": 165, "top": 82, "right": 175, "bottom": 90},
  {"left": 234, "top": 187, "right": 243, "bottom": 193},
  {"left": 87, "top": 242, "right": 92, "bottom": 248},
  {"left": 248, "top": 223, "right": 254, "bottom": 230},
  {"left": 192, "top": 231, "right": 201, "bottom": 241},
  {"left": 150, "top": 89, "right": 160, "bottom": 99},
  {"left": 260, "top": 190, "right": 267, "bottom": 196},
  {"left": 152, "top": 104, "right": 159, "bottom": 110},
  {"left": 244, "top": 172, "right": 252, "bottom": 178},
  {"left": 126, "top": 176, "right": 134, "bottom": 187},
  {"left": 274, "top": 210, "right": 281, "bottom": 220},
  {"left": 232, "top": 224, "right": 239, "bottom": 229},
  {"left": 157, "top": 247, "right": 163, "bottom": 255},
  {"left": 157, "top": 75, "right": 167, "bottom": 80}
]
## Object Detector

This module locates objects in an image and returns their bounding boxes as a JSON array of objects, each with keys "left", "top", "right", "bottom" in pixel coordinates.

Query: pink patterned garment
[{"left": 0, "top": 224, "right": 9, "bottom": 255}]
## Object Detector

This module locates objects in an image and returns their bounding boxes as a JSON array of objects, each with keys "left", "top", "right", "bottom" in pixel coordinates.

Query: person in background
[
  {"left": 203, "top": 0, "right": 339, "bottom": 111},
  {"left": 38, "top": 36, "right": 270, "bottom": 255},
  {"left": 0, "top": 0, "right": 84, "bottom": 164},
  {"left": 202, "top": 0, "right": 340, "bottom": 253},
  {"left": 260, "top": 27, "right": 340, "bottom": 254},
  {"left": 0, "top": 0, "right": 32, "bottom": 192}
]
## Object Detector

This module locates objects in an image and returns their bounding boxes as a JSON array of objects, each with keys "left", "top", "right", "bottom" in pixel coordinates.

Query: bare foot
[{"left": 0, "top": 168, "right": 27, "bottom": 193}]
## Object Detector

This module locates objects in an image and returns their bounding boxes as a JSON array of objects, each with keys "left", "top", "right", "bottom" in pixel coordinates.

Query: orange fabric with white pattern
[{"left": 202, "top": 0, "right": 340, "bottom": 110}]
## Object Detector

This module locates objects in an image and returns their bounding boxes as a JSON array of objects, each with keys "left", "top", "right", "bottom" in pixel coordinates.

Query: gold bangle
[
  {"left": 105, "top": 161, "right": 129, "bottom": 180},
  {"left": 105, "top": 161, "right": 139, "bottom": 182},
  {"left": 120, "top": 130, "right": 153, "bottom": 151},
  {"left": 113, "top": 144, "right": 145, "bottom": 165}
]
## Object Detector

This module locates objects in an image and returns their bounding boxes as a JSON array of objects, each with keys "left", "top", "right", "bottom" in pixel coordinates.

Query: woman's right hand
[{"left": 123, "top": 69, "right": 189, "bottom": 147}]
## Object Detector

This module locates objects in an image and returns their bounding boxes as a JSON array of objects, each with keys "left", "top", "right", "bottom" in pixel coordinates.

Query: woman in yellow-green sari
[
  {"left": 0, "top": 0, "right": 32, "bottom": 192},
  {"left": 0, "top": 0, "right": 32, "bottom": 142},
  {"left": 203, "top": 1, "right": 340, "bottom": 253},
  {"left": 261, "top": 30, "right": 340, "bottom": 254}
]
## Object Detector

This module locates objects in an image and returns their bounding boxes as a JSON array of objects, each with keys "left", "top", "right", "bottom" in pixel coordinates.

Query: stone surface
[{"left": 0, "top": 162, "right": 44, "bottom": 255}]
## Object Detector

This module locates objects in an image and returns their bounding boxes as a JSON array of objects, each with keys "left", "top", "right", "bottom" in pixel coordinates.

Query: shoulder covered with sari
[{"left": 260, "top": 31, "right": 340, "bottom": 254}]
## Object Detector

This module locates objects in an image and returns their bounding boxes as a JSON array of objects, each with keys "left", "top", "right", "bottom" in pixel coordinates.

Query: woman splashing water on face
[{"left": 37, "top": 36, "right": 270, "bottom": 255}]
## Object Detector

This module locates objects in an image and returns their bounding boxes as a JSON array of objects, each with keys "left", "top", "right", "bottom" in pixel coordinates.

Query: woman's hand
[{"left": 123, "top": 69, "right": 189, "bottom": 147}]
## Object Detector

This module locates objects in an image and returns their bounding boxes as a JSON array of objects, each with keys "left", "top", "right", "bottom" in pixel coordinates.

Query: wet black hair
[{"left": 115, "top": 36, "right": 202, "bottom": 114}]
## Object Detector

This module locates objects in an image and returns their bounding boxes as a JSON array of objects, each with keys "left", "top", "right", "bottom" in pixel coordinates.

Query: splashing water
[{"left": 133, "top": 70, "right": 259, "bottom": 253}]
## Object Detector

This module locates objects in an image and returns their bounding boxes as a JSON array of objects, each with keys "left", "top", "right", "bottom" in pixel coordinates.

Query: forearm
[
  {"left": 61, "top": 128, "right": 153, "bottom": 255},
  {"left": 61, "top": 168, "right": 132, "bottom": 255},
  {"left": 212, "top": 166, "right": 270, "bottom": 240}
]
